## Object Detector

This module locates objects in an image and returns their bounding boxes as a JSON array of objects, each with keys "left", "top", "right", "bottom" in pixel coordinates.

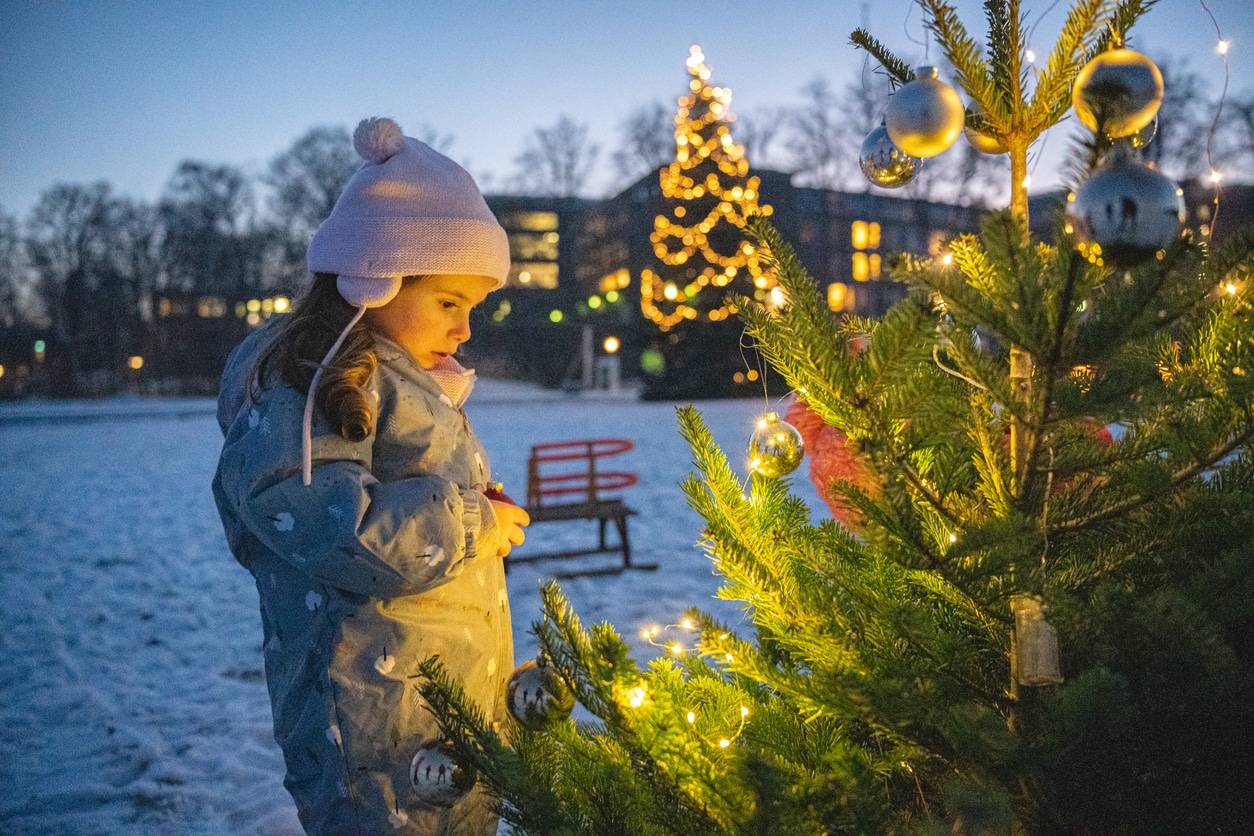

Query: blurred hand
[{"left": 490, "top": 500, "right": 530, "bottom": 558}]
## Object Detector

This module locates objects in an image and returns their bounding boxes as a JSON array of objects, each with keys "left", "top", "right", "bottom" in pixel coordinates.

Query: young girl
[{"left": 212, "top": 117, "right": 529, "bottom": 835}]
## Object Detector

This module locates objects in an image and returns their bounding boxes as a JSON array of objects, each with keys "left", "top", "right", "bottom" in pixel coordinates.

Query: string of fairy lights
[
  {"left": 639, "top": 621, "right": 752, "bottom": 751},
  {"left": 640, "top": 46, "right": 777, "bottom": 331}
]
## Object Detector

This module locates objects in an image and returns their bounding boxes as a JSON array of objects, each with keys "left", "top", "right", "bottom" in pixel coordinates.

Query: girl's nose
[{"left": 452, "top": 314, "right": 471, "bottom": 342}]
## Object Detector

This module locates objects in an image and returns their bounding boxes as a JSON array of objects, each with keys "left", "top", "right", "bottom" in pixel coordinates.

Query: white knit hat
[
  {"left": 299, "top": 117, "right": 509, "bottom": 486},
  {"left": 307, "top": 117, "right": 510, "bottom": 301}
]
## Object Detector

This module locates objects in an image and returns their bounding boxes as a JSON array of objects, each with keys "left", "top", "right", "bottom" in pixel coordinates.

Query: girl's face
[{"left": 367, "top": 273, "right": 497, "bottom": 369}]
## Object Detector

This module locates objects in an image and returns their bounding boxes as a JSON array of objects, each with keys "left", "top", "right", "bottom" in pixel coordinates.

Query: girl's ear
[{"left": 337, "top": 275, "right": 402, "bottom": 308}]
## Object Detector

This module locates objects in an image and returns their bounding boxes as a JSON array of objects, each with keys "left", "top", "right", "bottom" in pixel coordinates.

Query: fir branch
[
  {"left": 919, "top": 0, "right": 998, "bottom": 121},
  {"left": 1017, "top": 246, "right": 1089, "bottom": 502},
  {"left": 982, "top": 0, "right": 1020, "bottom": 122},
  {"left": 415, "top": 657, "right": 572, "bottom": 832},
  {"left": 1053, "top": 416, "right": 1254, "bottom": 533},
  {"left": 940, "top": 327, "right": 1020, "bottom": 408},
  {"left": 1074, "top": 238, "right": 1209, "bottom": 365},
  {"left": 1202, "top": 223, "right": 1254, "bottom": 287},
  {"left": 1027, "top": 0, "right": 1107, "bottom": 132},
  {"left": 849, "top": 29, "right": 914, "bottom": 87},
  {"left": 979, "top": 211, "right": 1038, "bottom": 346},
  {"left": 902, "top": 568, "right": 1006, "bottom": 647},
  {"left": 1091, "top": 0, "right": 1159, "bottom": 56},
  {"left": 743, "top": 218, "right": 864, "bottom": 428},
  {"left": 534, "top": 581, "right": 639, "bottom": 726},
  {"left": 968, "top": 391, "right": 1015, "bottom": 515},
  {"left": 928, "top": 229, "right": 1031, "bottom": 351}
]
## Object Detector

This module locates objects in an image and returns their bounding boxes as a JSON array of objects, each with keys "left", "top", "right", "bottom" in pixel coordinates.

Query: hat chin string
[{"left": 301, "top": 275, "right": 400, "bottom": 486}]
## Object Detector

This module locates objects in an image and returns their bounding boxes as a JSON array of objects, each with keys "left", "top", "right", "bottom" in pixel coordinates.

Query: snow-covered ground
[{"left": 0, "top": 380, "right": 822, "bottom": 835}]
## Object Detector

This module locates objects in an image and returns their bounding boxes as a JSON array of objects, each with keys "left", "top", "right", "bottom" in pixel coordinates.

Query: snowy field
[{"left": 0, "top": 381, "right": 823, "bottom": 835}]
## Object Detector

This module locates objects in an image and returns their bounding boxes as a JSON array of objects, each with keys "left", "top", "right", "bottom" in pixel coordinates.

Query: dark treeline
[
  {"left": 0, "top": 125, "right": 360, "bottom": 397},
  {"left": 1, "top": 57, "right": 1248, "bottom": 398}
]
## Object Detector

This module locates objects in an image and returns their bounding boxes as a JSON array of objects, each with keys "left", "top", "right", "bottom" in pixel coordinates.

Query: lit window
[
  {"left": 508, "top": 232, "right": 558, "bottom": 261},
  {"left": 828, "top": 282, "right": 850, "bottom": 311},
  {"left": 851, "top": 221, "right": 868, "bottom": 250},
  {"left": 868, "top": 222, "right": 881, "bottom": 249},
  {"left": 852, "top": 252, "right": 869, "bottom": 281},
  {"left": 508, "top": 262, "right": 559, "bottom": 289},
  {"left": 196, "top": 297, "right": 226, "bottom": 318},
  {"left": 870, "top": 253, "right": 881, "bottom": 279},
  {"left": 501, "top": 211, "right": 558, "bottom": 231}
]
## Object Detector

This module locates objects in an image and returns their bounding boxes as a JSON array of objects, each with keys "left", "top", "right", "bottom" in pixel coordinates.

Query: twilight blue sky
[{"left": 1, "top": 0, "right": 1249, "bottom": 218}]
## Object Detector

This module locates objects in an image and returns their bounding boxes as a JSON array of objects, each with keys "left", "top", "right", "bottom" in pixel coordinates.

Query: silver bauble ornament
[
  {"left": 748, "top": 412, "right": 804, "bottom": 478},
  {"left": 506, "top": 659, "right": 574, "bottom": 730},
  {"left": 859, "top": 120, "right": 924, "bottom": 188},
  {"left": 885, "top": 66, "right": 965, "bottom": 158},
  {"left": 1072, "top": 48, "right": 1163, "bottom": 138},
  {"left": 409, "top": 740, "right": 476, "bottom": 808},
  {"left": 1066, "top": 145, "right": 1185, "bottom": 266}
]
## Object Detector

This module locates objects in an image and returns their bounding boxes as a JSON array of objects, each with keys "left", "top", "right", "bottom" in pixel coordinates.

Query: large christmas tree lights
[{"left": 640, "top": 46, "right": 776, "bottom": 332}]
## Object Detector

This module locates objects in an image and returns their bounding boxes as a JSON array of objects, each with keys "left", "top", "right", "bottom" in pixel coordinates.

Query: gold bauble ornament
[
  {"left": 1072, "top": 48, "right": 1163, "bottom": 138},
  {"left": 885, "top": 66, "right": 965, "bottom": 158},
  {"left": 859, "top": 119, "right": 924, "bottom": 188},
  {"left": 748, "top": 412, "right": 804, "bottom": 478}
]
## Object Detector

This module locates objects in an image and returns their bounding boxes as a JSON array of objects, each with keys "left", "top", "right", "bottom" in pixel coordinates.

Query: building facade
[{"left": 471, "top": 169, "right": 989, "bottom": 398}]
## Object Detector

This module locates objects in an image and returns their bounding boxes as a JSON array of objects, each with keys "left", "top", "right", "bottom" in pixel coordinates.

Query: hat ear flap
[{"left": 337, "top": 275, "right": 402, "bottom": 308}]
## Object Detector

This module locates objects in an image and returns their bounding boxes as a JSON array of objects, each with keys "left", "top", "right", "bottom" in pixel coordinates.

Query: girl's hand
[{"left": 490, "top": 500, "right": 530, "bottom": 558}]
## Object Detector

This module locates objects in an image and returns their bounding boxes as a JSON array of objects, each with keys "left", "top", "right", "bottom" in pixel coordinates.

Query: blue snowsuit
[{"left": 213, "top": 324, "right": 513, "bottom": 834}]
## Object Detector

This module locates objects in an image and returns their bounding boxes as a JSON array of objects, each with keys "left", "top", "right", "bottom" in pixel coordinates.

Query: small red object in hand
[{"left": 484, "top": 482, "right": 517, "bottom": 505}]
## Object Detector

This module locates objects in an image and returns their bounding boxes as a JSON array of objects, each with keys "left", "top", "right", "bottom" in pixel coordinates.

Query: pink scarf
[{"left": 425, "top": 354, "right": 476, "bottom": 407}]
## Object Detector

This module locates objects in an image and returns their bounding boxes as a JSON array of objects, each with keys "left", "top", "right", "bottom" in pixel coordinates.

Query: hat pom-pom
[{"left": 353, "top": 117, "right": 405, "bottom": 165}]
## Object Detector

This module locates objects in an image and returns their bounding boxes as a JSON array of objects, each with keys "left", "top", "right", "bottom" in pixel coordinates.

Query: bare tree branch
[{"left": 510, "top": 116, "right": 601, "bottom": 197}]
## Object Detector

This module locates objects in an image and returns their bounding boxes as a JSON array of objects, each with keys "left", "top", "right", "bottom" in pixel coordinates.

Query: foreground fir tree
[{"left": 421, "top": 0, "right": 1254, "bottom": 831}]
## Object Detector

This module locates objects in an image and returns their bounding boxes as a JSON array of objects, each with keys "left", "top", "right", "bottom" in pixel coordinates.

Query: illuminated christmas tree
[
  {"left": 421, "top": 3, "right": 1254, "bottom": 832},
  {"left": 640, "top": 46, "right": 780, "bottom": 399}
]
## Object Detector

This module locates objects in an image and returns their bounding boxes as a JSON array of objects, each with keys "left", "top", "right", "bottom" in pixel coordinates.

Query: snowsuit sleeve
[{"left": 214, "top": 381, "right": 501, "bottom": 600}]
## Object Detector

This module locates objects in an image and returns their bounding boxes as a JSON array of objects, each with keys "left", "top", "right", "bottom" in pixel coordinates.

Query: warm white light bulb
[
  {"left": 1211, "top": 170, "right": 1224, "bottom": 183},
  {"left": 1218, "top": 40, "right": 1230, "bottom": 55}
]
